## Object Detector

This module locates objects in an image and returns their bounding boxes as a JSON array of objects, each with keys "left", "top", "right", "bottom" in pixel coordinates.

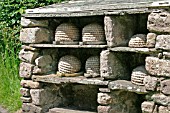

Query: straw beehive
[
  {"left": 55, "top": 23, "right": 80, "bottom": 42},
  {"left": 128, "top": 34, "right": 146, "bottom": 47},
  {"left": 85, "top": 56, "right": 100, "bottom": 77},
  {"left": 131, "top": 65, "right": 148, "bottom": 86},
  {"left": 58, "top": 55, "right": 81, "bottom": 74},
  {"left": 82, "top": 23, "right": 105, "bottom": 44}
]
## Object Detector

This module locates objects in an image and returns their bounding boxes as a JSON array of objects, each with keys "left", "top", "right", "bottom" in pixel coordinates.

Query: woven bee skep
[
  {"left": 84, "top": 56, "right": 100, "bottom": 78},
  {"left": 82, "top": 23, "right": 105, "bottom": 44},
  {"left": 128, "top": 34, "right": 146, "bottom": 48},
  {"left": 55, "top": 23, "right": 80, "bottom": 42},
  {"left": 58, "top": 55, "right": 81, "bottom": 74},
  {"left": 131, "top": 65, "right": 148, "bottom": 86}
]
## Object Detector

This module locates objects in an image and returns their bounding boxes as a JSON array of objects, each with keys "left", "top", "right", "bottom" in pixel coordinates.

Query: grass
[{"left": 0, "top": 27, "right": 22, "bottom": 112}]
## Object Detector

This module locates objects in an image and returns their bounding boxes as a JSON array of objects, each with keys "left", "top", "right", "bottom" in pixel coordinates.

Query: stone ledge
[
  {"left": 49, "top": 107, "right": 96, "bottom": 113},
  {"left": 32, "top": 74, "right": 109, "bottom": 86},
  {"left": 108, "top": 80, "right": 148, "bottom": 94}
]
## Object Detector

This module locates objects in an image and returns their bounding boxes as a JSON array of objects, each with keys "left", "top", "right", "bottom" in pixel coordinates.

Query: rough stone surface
[
  {"left": 145, "top": 56, "right": 170, "bottom": 77},
  {"left": 158, "top": 106, "right": 170, "bottom": 113},
  {"left": 99, "top": 88, "right": 111, "bottom": 93},
  {"left": 21, "top": 45, "right": 38, "bottom": 51},
  {"left": 163, "top": 52, "right": 170, "bottom": 59},
  {"left": 20, "top": 96, "right": 32, "bottom": 103},
  {"left": 161, "top": 79, "right": 170, "bottom": 95},
  {"left": 100, "top": 50, "right": 129, "bottom": 80},
  {"left": 146, "top": 33, "right": 156, "bottom": 48},
  {"left": 104, "top": 15, "right": 136, "bottom": 47},
  {"left": 21, "top": 17, "right": 49, "bottom": 27},
  {"left": 35, "top": 55, "right": 53, "bottom": 67},
  {"left": 19, "top": 49, "right": 39, "bottom": 63},
  {"left": 97, "top": 106, "right": 111, "bottom": 113},
  {"left": 151, "top": 93, "right": 170, "bottom": 106},
  {"left": 143, "top": 76, "right": 158, "bottom": 91},
  {"left": 20, "top": 88, "right": 30, "bottom": 97},
  {"left": 147, "top": 11, "right": 170, "bottom": 33},
  {"left": 97, "top": 93, "right": 112, "bottom": 105},
  {"left": 22, "top": 103, "right": 42, "bottom": 113},
  {"left": 21, "top": 80, "right": 41, "bottom": 89},
  {"left": 30, "top": 88, "right": 60, "bottom": 106},
  {"left": 33, "top": 65, "right": 54, "bottom": 74},
  {"left": 141, "top": 101, "right": 155, "bottom": 113},
  {"left": 20, "top": 27, "right": 50, "bottom": 44},
  {"left": 155, "top": 35, "right": 170, "bottom": 50},
  {"left": 19, "top": 62, "right": 34, "bottom": 78}
]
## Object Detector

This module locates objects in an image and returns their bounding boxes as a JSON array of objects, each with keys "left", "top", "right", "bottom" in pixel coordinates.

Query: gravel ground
[{"left": 0, "top": 106, "right": 8, "bottom": 113}]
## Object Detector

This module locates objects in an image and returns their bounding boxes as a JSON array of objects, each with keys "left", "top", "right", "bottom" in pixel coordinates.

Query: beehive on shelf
[
  {"left": 55, "top": 23, "right": 80, "bottom": 45},
  {"left": 84, "top": 56, "right": 100, "bottom": 78},
  {"left": 128, "top": 34, "right": 146, "bottom": 48},
  {"left": 82, "top": 23, "right": 105, "bottom": 45}
]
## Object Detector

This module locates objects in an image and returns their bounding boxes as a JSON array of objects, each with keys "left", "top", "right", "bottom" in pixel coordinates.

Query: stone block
[
  {"left": 163, "top": 52, "right": 170, "bottom": 59},
  {"left": 143, "top": 76, "right": 158, "bottom": 91},
  {"left": 30, "top": 88, "right": 60, "bottom": 106},
  {"left": 155, "top": 35, "right": 170, "bottom": 50},
  {"left": 146, "top": 33, "right": 156, "bottom": 48},
  {"left": 161, "top": 79, "right": 170, "bottom": 95},
  {"left": 100, "top": 50, "right": 129, "bottom": 80},
  {"left": 20, "top": 97, "right": 32, "bottom": 103},
  {"left": 104, "top": 15, "right": 136, "bottom": 47},
  {"left": 141, "top": 101, "right": 155, "bottom": 113},
  {"left": 147, "top": 11, "right": 170, "bottom": 33},
  {"left": 20, "top": 27, "right": 50, "bottom": 44},
  {"left": 20, "top": 88, "right": 30, "bottom": 97},
  {"left": 35, "top": 55, "right": 52, "bottom": 67},
  {"left": 19, "top": 49, "right": 39, "bottom": 63},
  {"left": 158, "top": 106, "right": 170, "bottom": 113},
  {"left": 151, "top": 93, "right": 170, "bottom": 106},
  {"left": 33, "top": 65, "right": 54, "bottom": 74},
  {"left": 22, "top": 103, "right": 42, "bottom": 113},
  {"left": 97, "top": 106, "right": 111, "bottom": 113},
  {"left": 145, "top": 56, "right": 170, "bottom": 77},
  {"left": 19, "top": 62, "right": 34, "bottom": 78},
  {"left": 21, "top": 45, "right": 38, "bottom": 51},
  {"left": 99, "top": 88, "right": 111, "bottom": 93},
  {"left": 97, "top": 93, "right": 112, "bottom": 105},
  {"left": 21, "top": 17, "right": 49, "bottom": 27},
  {"left": 21, "top": 80, "right": 41, "bottom": 89}
]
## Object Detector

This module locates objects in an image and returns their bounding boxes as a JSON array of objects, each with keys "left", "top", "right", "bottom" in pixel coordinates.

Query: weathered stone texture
[
  {"left": 35, "top": 55, "right": 53, "bottom": 67},
  {"left": 141, "top": 101, "right": 155, "bottom": 113},
  {"left": 100, "top": 50, "right": 129, "bottom": 80},
  {"left": 161, "top": 79, "right": 170, "bottom": 95},
  {"left": 19, "top": 62, "right": 34, "bottom": 78},
  {"left": 163, "top": 52, "right": 170, "bottom": 59},
  {"left": 146, "top": 33, "right": 156, "bottom": 48},
  {"left": 20, "top": 27, "right": 50, "bottom": 44},
  {"left": 143, "top": 76, "right": 158, "bottom": 91},
  {"left": 20, "top": 88, "right": 30, "bottom": 97},
  {"left": 19, "top": 49, "right": 39, "bottom": 63},
  {"left": 158, "top": 106, "right": 170, "bottom": 113},
  {"left": 155, "top": 35, "right": 170, "bottom": 50},
  {"left": 147, "top": 11, "right": 170, "bottom": 33},
  {"left": 99, "top": 88, "right": 111, "bottom": 93},
  {"left": 22, "top": 103, "right": 42, "bottom": 113},
  {"left": 30, "top": 88, "right": 61, "bottom": 106},
  {"left": 151, "top": 93, "right": 170, "bottom": 106},
  {"left": 21, "top": 17, "right": 49, "bottom": 27},
  {"left": 104, "top": 15, "right": 136, "bottom": 47},
  {"left": 97, "top": 93, "right": 112, "bottom": 105},
  {"left": 21, "top": 80, "right": 41, "bottom": 89},
  {"left": 145, "top": 57, "right": 170, "bottom": 77},
  {"left": 97, "top": 106, "right": 111, "bottom": 113},
  {"left": 20, "top": 97, "right": 32, "bottom": 103},
  {"left": 33, "top": 65, "right": 54, "bottom": 74}
]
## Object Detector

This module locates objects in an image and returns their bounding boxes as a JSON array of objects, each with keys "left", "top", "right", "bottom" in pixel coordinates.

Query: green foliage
[{"left": 0, "top": 0, "right": 65, "bottom": 112}]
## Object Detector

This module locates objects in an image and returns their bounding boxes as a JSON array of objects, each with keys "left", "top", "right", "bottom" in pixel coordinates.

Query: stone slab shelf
[
  {"left": 32, "top": 74, "right": 109, "bottom": 86},
  {"left": 29, "top": 44, "right": 108, "bottom": 49},
  {"left": 49, "top": 108, "right": 96, "bottom": 113},
  {"left": 108, "top": 80, "right": 148, "bottom": 94},
  {"left": 109, "top": 47, "right": 161, "bottom": 54}
]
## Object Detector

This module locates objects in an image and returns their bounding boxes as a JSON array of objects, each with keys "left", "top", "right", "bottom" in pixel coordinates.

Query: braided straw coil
[
  {"left": 55, "top": 23, "right": 80, "bottom": 41},
  {"left": 128, "top": 34, "right": 146, "bottom": 48},
  {"left": 85, "top": 56, "right": 100, "bottom": 75},
  {"left": 131, "top": 65, "right": 148, "bottom": 86},
  {"left": 58, "top": 55, "right": 81, "bottom": 74},
  {"left": 82, "top": 23, "right": 105, "bottom": 42}
]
